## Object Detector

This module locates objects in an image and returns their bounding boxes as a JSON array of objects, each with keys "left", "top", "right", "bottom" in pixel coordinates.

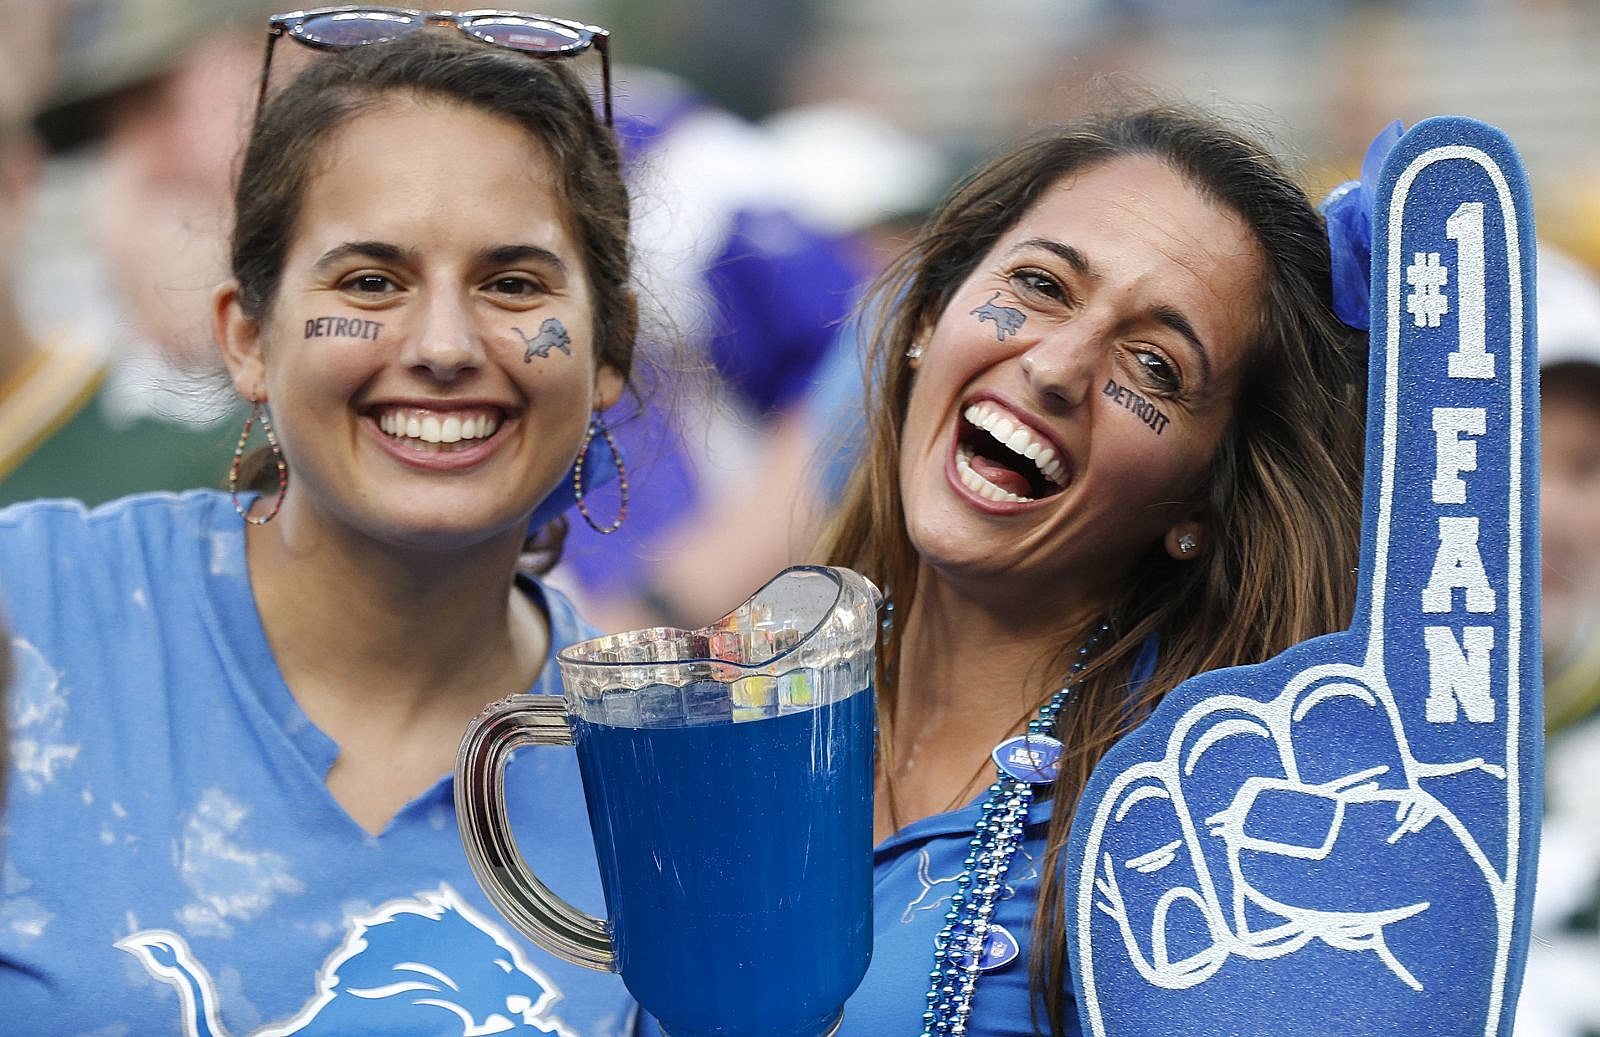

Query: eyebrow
[
  {"left": 1009, "top": 238, "right": 1094, "bottom": 279},
  {"left": 311, "top": 242, "right": 570, "bottom": 277},
  {"left": 1009, "top": 236, "right": 1214, "bottom": 386},
  {"left": 311, "top": 241, "right": 415, "bottom": 273},
  {"left": 479, "top": 244, "right": 568, "bottom": 276}
]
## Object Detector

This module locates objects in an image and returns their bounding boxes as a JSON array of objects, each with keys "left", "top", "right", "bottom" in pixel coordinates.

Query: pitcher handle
[{"left": 455, "top": 694, "right": 617, "bottom": 971}]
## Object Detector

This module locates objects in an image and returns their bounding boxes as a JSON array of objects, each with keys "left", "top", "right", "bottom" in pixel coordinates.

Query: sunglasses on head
[{"left": 258, "top": 6, "right": 613, "bottom": 125}]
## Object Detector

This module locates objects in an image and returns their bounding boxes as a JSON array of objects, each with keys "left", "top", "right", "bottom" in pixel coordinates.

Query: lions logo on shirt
[{"left": 118, "top": 885, "right": 575, "bottom": 1035}]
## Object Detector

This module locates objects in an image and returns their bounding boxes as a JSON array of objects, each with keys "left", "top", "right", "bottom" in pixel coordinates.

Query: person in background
[
  {"left": 1513, "top": 244, "right": 1600, "bottom": 1037},
  {"left": 0, "top": 21, "right": 644, "bottom": 1034},
  {"left": 624, "top": 99, "right": 954, "bottom": 629},
  {"left": 550, "top": 67, "right": 870, "bottom": 632},
  {"left": 0, "top": 0, "right": 254, "bottom": 506},
  {"left": 814, "top": 106, "right": 1365, "bottom": 1035}
]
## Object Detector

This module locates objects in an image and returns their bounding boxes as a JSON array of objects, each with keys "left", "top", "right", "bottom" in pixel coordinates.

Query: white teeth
[
  {"left": 960, "top": 402, "right": 1068, "bottom": 489},
  {"left": 376, "top": 408, "right": 501, "bottom": 447},
  {"left": 956, "top": 445, "right": 1031, "bottom": 503}
]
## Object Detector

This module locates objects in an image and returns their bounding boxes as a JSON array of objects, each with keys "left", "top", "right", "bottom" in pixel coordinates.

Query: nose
[
  {"left": 1019, "top": 323, "right": 1102, "bottom": 409},
  {"left": 401, "top": 291, "right": 485, "bottom": 382}
]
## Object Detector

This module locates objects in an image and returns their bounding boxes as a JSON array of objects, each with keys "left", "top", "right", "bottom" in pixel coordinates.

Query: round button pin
[{"left": 992, "top": 734, "right": 1065, "bottom": 783}]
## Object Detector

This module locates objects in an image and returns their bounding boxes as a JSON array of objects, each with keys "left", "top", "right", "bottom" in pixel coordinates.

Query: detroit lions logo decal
[
  {"left": 971, "top": 292, "right": 1026, "bottom": 340},
  {"left": 516, "top": 319, "right": 573, "bottom": 362},
  {"left": 117, "top": 885, "right": 576, "bottom": 1036}
]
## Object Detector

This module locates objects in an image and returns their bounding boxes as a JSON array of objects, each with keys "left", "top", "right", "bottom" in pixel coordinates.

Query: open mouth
[
  {"left": 955, "top": 401, "right": 1068, "bottom": 503},
  {"left": 368, "top": 405, "right": 507, "bottom": 453}
]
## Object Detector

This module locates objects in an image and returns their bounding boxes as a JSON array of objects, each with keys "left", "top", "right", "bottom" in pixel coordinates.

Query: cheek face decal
[
  {"left": 971, "top": 291, "right": 1027, "bottom": 341},
  {"left": 516, "top": 318, "right": 573, "bottom": 362},
  {"left": 1102, "top": 378, "right": 1169, "bottom": 435},
  {"left": 305, "top": 317, "right": 384, "bottom": 340}
]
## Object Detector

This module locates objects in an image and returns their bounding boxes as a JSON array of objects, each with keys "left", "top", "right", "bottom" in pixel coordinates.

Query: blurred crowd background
[{"left": 4, "top": 1, "right": 1600, "bottom": 1034}]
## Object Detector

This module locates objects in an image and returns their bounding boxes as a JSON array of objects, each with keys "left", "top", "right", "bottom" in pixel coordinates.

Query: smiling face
[
  {"left": 217, "top": 95, "right": 622, "bottom": 552},
  {"left": 898, "top": 155, "right": 1266, "bottom": 613}
]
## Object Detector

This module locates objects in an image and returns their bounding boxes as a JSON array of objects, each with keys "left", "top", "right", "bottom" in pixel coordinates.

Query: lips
[{"left": 954, "top": 400, "right": 1070, "bottom": 504}]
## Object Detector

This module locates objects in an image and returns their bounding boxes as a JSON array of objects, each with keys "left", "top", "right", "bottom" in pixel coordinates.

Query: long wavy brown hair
[{"left": 816, "top": 106, "right": 1367, "bottom": 1035}]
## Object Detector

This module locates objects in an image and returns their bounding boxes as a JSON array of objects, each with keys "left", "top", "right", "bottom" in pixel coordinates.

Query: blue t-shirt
[
  {"left": 836, "top": 643, "right": 1161, "bottom": 1037},
  {"left": 0, "top": 491, "right": 635, "bottom": 1036}
]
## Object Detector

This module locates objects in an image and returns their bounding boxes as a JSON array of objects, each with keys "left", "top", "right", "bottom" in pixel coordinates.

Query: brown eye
[
  {"left": 344, "top": 274, "right": 397, "bottom": 295},
  {"left": 488, "top": 276, "right": 544, "bottom": 297},
  {"left": 1009, "top": 269, "right": 1065, "bottom": 302},
  {"left": 1133, "top": 350, "right": 1180, "bottom": 392}
]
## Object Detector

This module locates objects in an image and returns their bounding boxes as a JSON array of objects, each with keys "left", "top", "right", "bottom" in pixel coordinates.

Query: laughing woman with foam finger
[
  {"left": 815, "top": 109, "right": 1368, "bottom": 1036},
  {"left": 0, "top": 17, "right": 647, "bottom": 1035}
]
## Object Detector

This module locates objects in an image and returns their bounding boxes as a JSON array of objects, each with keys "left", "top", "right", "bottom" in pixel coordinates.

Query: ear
[
  {"left": 906, "top": 327, "right": 931, "bottom": 370},
  {"left": 1164, "top": 518, "right": 1207, "bottom": 562},
  {"left": 594, "top": 361, "right": 625, "bottom": 412},
  {"left": 213, "top": 280, "right": 267, "bottom": 400}
]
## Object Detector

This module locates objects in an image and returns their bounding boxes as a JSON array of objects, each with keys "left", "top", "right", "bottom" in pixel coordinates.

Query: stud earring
[
  {"left": 574, "top": 413, "right": 628, "bottom": 535},
  {"left": 906, "top": 344, "right": 924, "bottom": 361},
  {"left": 1177, "top": 532, "right": 1197, "bottom": 555},
  {"left": 229, "top": 399, "right": 288, "bottom": 525}
]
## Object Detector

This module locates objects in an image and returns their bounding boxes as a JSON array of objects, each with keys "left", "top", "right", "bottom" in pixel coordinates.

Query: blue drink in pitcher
[
  {"left": 457, "top": 566, "right": 881, "bottom": 1037},
  {"left": 576, "top": 684, "right": 872, "bottom": 1037}
]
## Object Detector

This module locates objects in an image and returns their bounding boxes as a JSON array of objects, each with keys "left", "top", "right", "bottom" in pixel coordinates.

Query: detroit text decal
[{"left": 1064, "top": 118, "right": 1541, "bottom": 1037}]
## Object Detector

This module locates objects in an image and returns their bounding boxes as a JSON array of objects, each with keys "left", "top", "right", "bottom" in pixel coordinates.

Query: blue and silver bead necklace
[{"left": 918, "top": 620, "right": 1111, "bottom": 1037}]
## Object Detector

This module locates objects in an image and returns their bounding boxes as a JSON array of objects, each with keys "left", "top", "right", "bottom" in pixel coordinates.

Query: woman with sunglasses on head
[
  {"left": 0, "top": 16, "right": 645, "bottom": 1035},
  {"left": 800, "top": 108, "right": 1367, "bottom": 1036}
]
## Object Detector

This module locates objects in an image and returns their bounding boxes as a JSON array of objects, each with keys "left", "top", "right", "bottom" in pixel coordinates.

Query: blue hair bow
[{"left": 1319, "top": 120, "right": 1406, "bottom": 331}]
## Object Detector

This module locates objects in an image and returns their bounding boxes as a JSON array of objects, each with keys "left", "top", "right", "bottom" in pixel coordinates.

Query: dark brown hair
[
  {"left": 230, "top": 31, "right": 637, "bottom": 562},
  {"left": 817, "top": 105, "right": 1366, "bottom": 1035}
]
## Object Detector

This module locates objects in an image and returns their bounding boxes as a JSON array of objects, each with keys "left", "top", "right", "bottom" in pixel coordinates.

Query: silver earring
[
  {"left": 906, "top": 344, "right": 924, "bottom": 360},
  {"left": 1177, "top": 532, "right": 1197, "bottom": 555}
]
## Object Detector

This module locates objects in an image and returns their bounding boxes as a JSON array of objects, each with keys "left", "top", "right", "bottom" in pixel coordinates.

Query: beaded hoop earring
[
  {"left": 229, "top": 399, "right": 288, "bottom": 525},
  {"left": 573, "top": 412, "right": 628, "bottom": 535}
]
